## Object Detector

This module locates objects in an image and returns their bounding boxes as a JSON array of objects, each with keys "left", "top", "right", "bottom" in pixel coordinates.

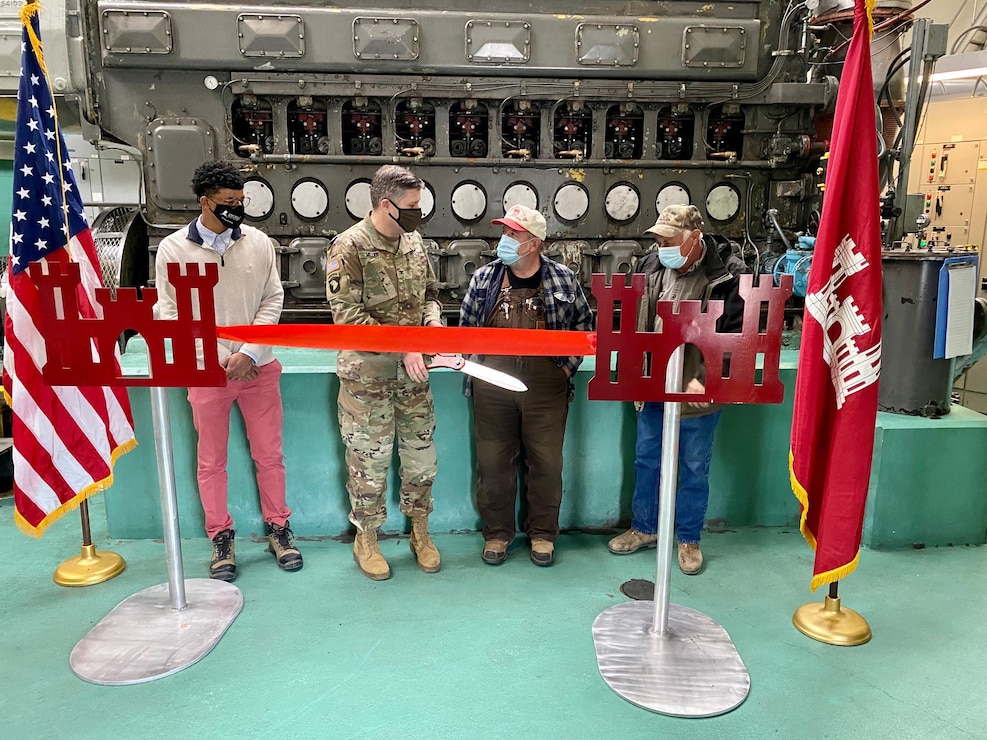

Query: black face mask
[
  {"left": 389, "top": 205, "right": 422, "bottom": 233},
  {"left": 213, "top": 202, "right": 245, "bottom": 230}
]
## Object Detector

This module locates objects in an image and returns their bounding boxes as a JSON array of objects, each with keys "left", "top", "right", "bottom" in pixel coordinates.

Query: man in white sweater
[{"left": 155, "top": 160, "right": 301, "bottom": 581}]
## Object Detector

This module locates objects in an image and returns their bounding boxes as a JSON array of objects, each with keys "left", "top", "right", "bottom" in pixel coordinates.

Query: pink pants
[{"left": 187, "top": 359, "right": 290, "bottom": 539}]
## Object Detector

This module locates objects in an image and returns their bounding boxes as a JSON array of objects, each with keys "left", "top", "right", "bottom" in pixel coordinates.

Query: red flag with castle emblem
[
  {"left": 3, "top": 3, "right": 136, "bottom": 536},
  {"left": 789, "top": 0, "right": 882, "bottom": 590}
]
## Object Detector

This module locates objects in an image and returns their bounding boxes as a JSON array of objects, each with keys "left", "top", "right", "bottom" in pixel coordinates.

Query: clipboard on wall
[{"left": 933, "top": 256, "right": 979, "bottom": 359}]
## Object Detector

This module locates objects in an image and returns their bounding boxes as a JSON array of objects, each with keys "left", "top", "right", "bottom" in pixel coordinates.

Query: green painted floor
[{"left": 2, "top": 496, "right": 985, "bottom": 739}]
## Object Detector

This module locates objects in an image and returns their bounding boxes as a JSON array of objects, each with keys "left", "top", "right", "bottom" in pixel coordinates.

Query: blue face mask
[
  {"left": 658, "top": 245, "right": 687, "bottom": 269},
  {"left": 497, "top": 235, "right": 529, "bottom": 265}
]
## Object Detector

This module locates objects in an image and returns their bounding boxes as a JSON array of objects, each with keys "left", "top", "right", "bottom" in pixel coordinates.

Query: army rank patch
[{"left": 326, "top": 258, "right": 342, "bottom": 295}]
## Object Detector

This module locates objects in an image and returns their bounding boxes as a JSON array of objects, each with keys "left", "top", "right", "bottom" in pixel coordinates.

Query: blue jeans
[{"left": 631, "top": 403, "right": 721, "bottom": 545}]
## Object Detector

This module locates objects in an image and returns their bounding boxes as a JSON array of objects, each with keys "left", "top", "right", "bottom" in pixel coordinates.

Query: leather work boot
[
  {"left": 409, "top": 515, "right": 441, "bottom": 573},
  {"left": 209, "top": 529, "right": 237, "bottom": 581},
  {"left": 607, "top": 528, "right": 658, "bottom": 555},
  {"left": 678, "top": 542, "right": 704, "bottom": 575},
  {"left": 354, "top": 529, "right": 391, "bottom": 581},
  {"left": 482, "top": 539, "right": 509, "bottom": 565},
  {"left": 529, "top": 539, "right": 555, "bottom": 567},
  {"left": 266, "top": 521, "right": 303, "bottom": 572}
]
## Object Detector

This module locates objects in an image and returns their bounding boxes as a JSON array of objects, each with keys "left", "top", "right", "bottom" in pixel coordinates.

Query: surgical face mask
[
  {"left": 390, "top": 204, "right": 423, "bottom": 233},
  {"left": 657, "top": 232, "right": 695, "bottom": 269},
  {"left": 497, "top": 235, "right": 532, "bottom": 265},
  {"left": 657, "top": 245, "right": 687, "bottom": 270},
  {"left": 210, "top": 201, "right": 245, "bottom": 230}
]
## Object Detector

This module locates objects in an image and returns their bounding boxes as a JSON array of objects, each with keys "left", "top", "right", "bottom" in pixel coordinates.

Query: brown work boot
[
  {"left": 607, "top": 528, "right": 658, "bottom": 555},
  {"left": 354, "top": 529, "right": 391, "bottom": 581},
  {"left": 482, "top": 539, "right": 509, "bottom": 565},
  {"left": 209, "top": 529, "right": 237, "bottom": 581},
  {"left": 529, "top": 539, "right": 555, "bottom": 567},
  {"left": 266, "top": 521, "right": 303, "bottom": 572},
  {"left": 677, "top": 542, "right": 704, "bottom": 575},
  {"left": 409, "top": 515, "right": 440, "bottom": 573}
]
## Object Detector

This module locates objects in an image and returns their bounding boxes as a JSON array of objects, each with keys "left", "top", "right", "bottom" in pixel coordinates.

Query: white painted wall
[{"left": 913, "top": 0, "right": 987, "bottom": 53}]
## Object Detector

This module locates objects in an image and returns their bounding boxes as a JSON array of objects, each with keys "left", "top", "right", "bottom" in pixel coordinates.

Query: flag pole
[
  {"left": 52, "top": 499, "right": 127, "bottom": 586},
  {"left": 792, "top": 580, "right": 872, "bottom": 646},
  {"left": 788, "top": 0, "right": 880, "bottom": 647}
]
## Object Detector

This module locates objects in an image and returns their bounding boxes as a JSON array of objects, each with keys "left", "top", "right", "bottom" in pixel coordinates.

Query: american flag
[{"left": 2, "top": 3, "right": 136, "bottom": 536}]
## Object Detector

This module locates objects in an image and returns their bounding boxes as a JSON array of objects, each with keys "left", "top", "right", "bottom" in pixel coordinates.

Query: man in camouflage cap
[
  {"left": 607, "top": 203, "right": 747, "bottom": 575},
  {"left": 326, "top": 165, "right": 444, "bottom": 581}
]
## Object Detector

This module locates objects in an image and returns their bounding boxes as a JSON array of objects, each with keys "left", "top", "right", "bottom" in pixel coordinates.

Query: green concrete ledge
[
  {"left": 865, "top": 404, "right": 987, "bottom": 548},
  {"left": 105, "top": 343, "right": 987, "bottom": 549}
]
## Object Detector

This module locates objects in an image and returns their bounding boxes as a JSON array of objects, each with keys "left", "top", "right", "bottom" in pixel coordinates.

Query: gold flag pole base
[
  {"left": 792, "top": 595, "right": 871, "bottom": 646},
  {"left": 53, "top": 544, "right": 126, "bottom": 587}
]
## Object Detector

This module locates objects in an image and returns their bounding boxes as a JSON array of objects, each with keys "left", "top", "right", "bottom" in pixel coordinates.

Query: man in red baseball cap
[
  {"left": 491, "top": 203, "right": 549, "bottom": 240},
  {"left": 459, "top": 204, "right": 593, "bottom": 567}
]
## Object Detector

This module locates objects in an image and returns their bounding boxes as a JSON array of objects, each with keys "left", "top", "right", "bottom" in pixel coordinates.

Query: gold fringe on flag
[
  {"left": 789, "top": 450, "right": 863, "bottom": 591},
  {"left": 12, "top": 437, "right": 138, "bottom": 538},
  {"left": 20, "top": 2, "right": 46, "bottom": 76}
]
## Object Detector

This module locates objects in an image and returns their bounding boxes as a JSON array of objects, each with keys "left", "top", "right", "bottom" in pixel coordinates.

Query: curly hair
[
  {"left": 369, "top": 165, "right": 421, "bottom": 208},
  {"left": 191, "top": 161, "right": 244, "bottom": 198}
]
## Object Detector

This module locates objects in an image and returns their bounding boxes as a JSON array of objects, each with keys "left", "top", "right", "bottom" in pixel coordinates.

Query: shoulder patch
[{"left": 326, "top": 257, "right": 342, "bottom": 295}]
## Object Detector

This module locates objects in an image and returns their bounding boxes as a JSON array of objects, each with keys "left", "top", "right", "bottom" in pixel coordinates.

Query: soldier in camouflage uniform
[{"left": 326, "top": 165, "right": 443, "bottom": 581}]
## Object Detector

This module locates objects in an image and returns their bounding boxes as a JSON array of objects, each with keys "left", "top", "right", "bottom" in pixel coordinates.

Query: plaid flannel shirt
[{"left": 459, "top": 257, "right": 594, "bottom": 379}]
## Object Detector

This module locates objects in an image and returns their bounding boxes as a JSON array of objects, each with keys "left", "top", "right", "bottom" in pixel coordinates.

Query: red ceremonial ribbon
[{"left": 217, "top": 324, "right": 598, "bottom": 357}]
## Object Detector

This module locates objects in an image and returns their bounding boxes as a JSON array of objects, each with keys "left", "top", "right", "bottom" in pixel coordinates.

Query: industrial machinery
[{"left": 3, "top": 0, "right": 924, "bottom": 320}]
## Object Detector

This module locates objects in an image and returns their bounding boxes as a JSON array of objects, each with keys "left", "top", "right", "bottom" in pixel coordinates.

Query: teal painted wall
[
  {"left": 104, "top": 345, "right": 987, "bottom": 548},
  {"left": 105, "top": 348, "right": 643, "bottom": 540}
]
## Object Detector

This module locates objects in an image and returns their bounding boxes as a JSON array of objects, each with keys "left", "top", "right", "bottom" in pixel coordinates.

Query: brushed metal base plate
[
  {"left": 592, "top": 600, "right": 750, "bottom": 717},
  {"left": 70, "top": 579, "right": 243, "bottom": 685}
]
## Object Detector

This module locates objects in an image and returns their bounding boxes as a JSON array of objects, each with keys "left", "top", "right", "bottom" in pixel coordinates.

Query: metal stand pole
[
  {"left": 150, "top": 386, "right": 187, "bottom": 609},
  {"left": 652, "top": 347, "right": 684, "bottom": 636},
  {"left": 592, "top": 346, "right": 750, "bottom": 717},
  {"left": 69, "top": 386, "right": 242, "bottom": 685}
]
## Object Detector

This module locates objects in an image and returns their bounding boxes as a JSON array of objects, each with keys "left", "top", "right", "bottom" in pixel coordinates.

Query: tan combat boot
[
  {"left": 354, "top": 529, "right": 391, "bottom": 581},
  {"left": 409, "top": 515, "right": 441, "bottom": 573}
]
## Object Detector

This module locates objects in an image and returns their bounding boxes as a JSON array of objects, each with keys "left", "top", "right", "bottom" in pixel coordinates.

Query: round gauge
[
  {"left": 604, "top": 183, "right": 640, "bottom": 222},
  {"left": 503, "top": 182, "right": 538, "bottom": 213},
  {"left": 554, "top": 183, "right": 589, "bottom": 222},
  {"left": 344, "top": 179, "right": 372, "bottom": 220},
  {"left": 290, "top": 178, "right": 329, "bottom": 220},
  {"left": 203, "top": 75, "right": 220, "bottom": 91},
  {"left": 656, "top": 183, "right": 690, "bottom": 213},
  {"left": 419, "top": 180, "right": 435, "bottom": 221},
  {"left": 242, "top": 177, "right": 274, "bottom": 221},
  {"left": 706, "top": 183, "right": 741, "bottom": 222},
  {"left": 451, "top": 182, "right": 487, "bottom": 222}
]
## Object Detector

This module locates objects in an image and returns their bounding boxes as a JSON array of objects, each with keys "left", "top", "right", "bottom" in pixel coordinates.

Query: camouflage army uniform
[{"left": 326, "top": 217, "right": 443, "bottom": 532}]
